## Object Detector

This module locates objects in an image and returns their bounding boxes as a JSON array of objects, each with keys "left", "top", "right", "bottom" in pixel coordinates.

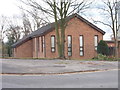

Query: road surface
[{"left": 2, "top": 70, "right": 118, "bottom": 88}]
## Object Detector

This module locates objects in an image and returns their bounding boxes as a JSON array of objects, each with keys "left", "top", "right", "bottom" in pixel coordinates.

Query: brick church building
[{"left": 12, "top": 13, "right": 106, "bottom": 59}]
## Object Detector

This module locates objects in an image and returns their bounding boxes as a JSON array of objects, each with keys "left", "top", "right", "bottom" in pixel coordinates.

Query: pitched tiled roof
[{"left": 12, "top": 13, "right": 105, "bottom": 48}]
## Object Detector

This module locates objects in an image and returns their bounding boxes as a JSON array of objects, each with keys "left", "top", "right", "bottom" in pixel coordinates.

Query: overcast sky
[{"left": 0, "top": 0, "right": 119, "bottom": 41}]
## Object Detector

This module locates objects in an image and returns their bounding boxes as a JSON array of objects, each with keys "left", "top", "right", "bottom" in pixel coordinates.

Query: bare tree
[
  {"left": 20, "top": 0, "right": 92, "bottom": 59},
  {"left": 5, "top": 25, "right": 22, "bottom": 43},
  {"left": 0, "top": 16, "right": 23, "bottom": 57},
  {"left": 93, "top": 0, "right": 120, "bottom": 58},
  {"left": 3, "top": 16, "right": 23, "bottom": 44},
  {"left": 0, "top": 15, "right": 7, "bottom": 57},
  {"left": 18, "top": 5, "right": 50, "bottom": 31},
  {"left": 25, "top": 8, "right": 49, "bottom": 29},
  {"left": 22, "top": 12, "right": 32, "bottom": 36},
  {"left": 21, "top": 10, "right": 49, "bottom": 36},
  {"left": 0, "top": 15, "right": 7, "bottom": 42}
]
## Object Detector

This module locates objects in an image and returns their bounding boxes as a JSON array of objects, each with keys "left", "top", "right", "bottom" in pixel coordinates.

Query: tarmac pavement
[{"left": 1, "top": 59, "right": 118, "bottom": 74}]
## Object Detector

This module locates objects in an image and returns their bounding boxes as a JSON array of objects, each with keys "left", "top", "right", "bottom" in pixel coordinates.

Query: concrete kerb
[{"left": 1, "top": 69, "right": 118, "bottom": 76}]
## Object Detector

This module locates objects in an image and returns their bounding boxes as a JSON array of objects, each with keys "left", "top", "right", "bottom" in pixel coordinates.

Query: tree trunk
[
  {"left": 60, "top": 19, "right": 66, "bottom": 59},
  {"left": 54, "top": 22, "right": 62, "bottom": 58},
  {"left": 60, "top": 30, "right": 65, "bottom": 59},
  {"left": 115, "top": 38, "right": 118, "bottom": 59},
  {"left": 53, "top": 2, "right": 62, "bottom": 58}
]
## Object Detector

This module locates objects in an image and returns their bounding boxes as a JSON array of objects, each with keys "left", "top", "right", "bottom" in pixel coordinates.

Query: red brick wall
[
  {"left": 44, "top": 17, "right": 103, "bottom": 59},
  {"left": 38, "top": 36, "right": 45, "bottom": 58},
  {"left": 33, "top": 36, "right": 46, "bottom": 58},
  {"left": 107, "top": 42, "right": 115, "bottom": 47},
  {"left": 45, "top": 30, "right": 58, "bottom": 58},
  {"left": 14, "top": 39, "right": 33, "bottom": 58},
  {"left": 32, "top": 38, "right": 35, "bottom": 57}
]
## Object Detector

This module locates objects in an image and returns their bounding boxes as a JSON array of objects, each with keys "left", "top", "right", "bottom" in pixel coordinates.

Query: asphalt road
[{"left": 2, "top": 70, "right": 118, "bottom": 88}]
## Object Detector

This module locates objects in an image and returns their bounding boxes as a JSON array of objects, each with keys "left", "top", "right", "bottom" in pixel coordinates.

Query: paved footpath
[{"left": 0, "top": 59, "right": 118, "bottom": 74}]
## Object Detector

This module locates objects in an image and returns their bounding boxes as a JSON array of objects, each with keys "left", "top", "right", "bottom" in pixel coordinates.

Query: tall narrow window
[
  {"left": 36, "top": 38, "right": 38, "bottom": 57},
  {"left": 94, "top": 35, "right": 98, "bottom": 50},
  {"left": 51, "top": 35, "right": 55, "bottom": 52},
  {"left": 41, "top": 37, "right": 43, "bottom": 52},
  {"left": 37, "top": 37, "right": 39, "bottom": 52},
  {"left": 41, "top": 36, "right": 45, "bottom": 52},
  {"left": 33, "top": 39, "right": 35, "bottom": 52},
  {"left": 68, "top": 35, "right": 72, "bottom": 56},
  {"left": 79, "top": 35, "right": 84, "bottom": 56}
]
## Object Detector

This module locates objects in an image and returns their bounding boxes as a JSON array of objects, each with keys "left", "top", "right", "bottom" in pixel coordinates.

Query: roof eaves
[
  {"left": 12, "top": 13, "right": 105, "bottom": 48},
  {"left": 12, "top": 23, "right": 55, "bottom": 48}
]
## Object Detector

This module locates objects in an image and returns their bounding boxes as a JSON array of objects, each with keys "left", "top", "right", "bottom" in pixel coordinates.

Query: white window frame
[
  {"left": 51, "top": 35, "right": 55, "bottom": 52},
  {"left": 79, "top": 35, "right": 84, "bottom": 56},
  {"left": 94, "top": 35, "right": 98, "bottom": 50},
  {"left": 68, "top": 35, "right": 72, "bottom": 56}
]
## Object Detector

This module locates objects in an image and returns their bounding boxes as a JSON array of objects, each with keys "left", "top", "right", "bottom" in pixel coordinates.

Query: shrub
[
  {"left": 97, "top": 40, "right": 109, "bottom": 56},
  {"left": 97, "top": 54, "right": 108, "bottom": 60},
  {"left": 92, "top": 54, "right": 118, "bottom": 61}
]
